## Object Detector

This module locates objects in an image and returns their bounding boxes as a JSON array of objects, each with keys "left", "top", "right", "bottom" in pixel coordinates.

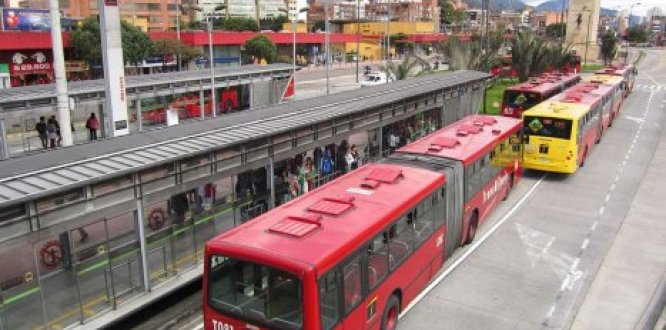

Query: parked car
[{"left": 360, "top": 72, "right": 395, "bottom": 87}]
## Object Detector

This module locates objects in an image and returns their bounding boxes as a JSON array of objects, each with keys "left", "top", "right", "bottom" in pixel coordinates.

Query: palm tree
[
  {"left": 510, "top": 30, "right": 551, "bottom": 82},
  {"left": 440, "top": 29, "right": 505, "bottom": 72},
  {"left": 379, "top": 55, "right": 432, "bottom": 80}
]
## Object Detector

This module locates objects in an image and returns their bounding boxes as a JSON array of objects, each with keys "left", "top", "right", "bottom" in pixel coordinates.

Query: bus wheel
[
  {"left": 465, "top": 212, "right": 479, "bottom": 245},
  {"left": 608, "top": 114, "right": 614, "bottom": 127},
  {"left": 381, "top": 295, "right": 400, "bottom": 330}
]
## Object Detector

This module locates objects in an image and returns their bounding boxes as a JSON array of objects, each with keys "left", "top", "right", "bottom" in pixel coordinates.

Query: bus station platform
[{"left": 570, "top": 103, "right": 666, "bottom": 330}]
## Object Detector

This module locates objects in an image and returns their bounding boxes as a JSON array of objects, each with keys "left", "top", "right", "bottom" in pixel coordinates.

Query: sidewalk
[{"left": 570, "top": 101, "right": 666, "bottom": 329}]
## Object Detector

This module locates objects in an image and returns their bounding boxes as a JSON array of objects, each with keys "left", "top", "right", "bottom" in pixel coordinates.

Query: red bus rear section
[
  {"left": 203, "top": 115, "right": 523, "bottom": 330},
  {"left": 501, "top": 72, "right": 580, "bottom": 118},
  {"left": 595, "top": 64, "right": 637, "bottom": 97}
]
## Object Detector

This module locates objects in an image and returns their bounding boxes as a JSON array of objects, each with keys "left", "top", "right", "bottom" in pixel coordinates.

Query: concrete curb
[{"left": 636, "top": 274, "right": 666, "bottom": 330}]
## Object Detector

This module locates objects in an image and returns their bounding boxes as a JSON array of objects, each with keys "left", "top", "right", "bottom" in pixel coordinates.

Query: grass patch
[
  {"left": 484, "top": 78, "right": 517, "bottom": 115},
  {"left": 582, "top": 63, "right": 604, "bottom": 72}
]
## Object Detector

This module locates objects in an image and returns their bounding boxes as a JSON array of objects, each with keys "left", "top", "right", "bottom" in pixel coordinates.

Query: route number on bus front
[{"left": 212, "top": 320, "right": 234, "bottom": 330}]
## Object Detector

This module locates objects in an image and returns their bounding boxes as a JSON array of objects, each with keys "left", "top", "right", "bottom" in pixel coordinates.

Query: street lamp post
[
  {"left": 385, "top": 0, "right": 392, "bottom": 84},
  {"left": 356, "top": 0, "right": 361, "bottom": 83},
  {"left": 581, "top": 6, "right": 592, "bottom": 69},
  {"left": 626, "top": 2, "right": 641, "bottom": 63},
  {"left": 189, "top": 4, "right": 226, "bottom": 117},
  {"left": 176, "top": 0, "right": 181, "bottom": 70},
  {"left": 278, "top": 7, "right": 310, "bottom": 73},
  {"left": 325, "top": 0, "right": 330, "bottom": 95}
]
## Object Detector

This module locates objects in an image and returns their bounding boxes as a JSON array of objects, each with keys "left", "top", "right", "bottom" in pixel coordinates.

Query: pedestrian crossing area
[{"left": 634, "top": 84, "right": 665, "bottom": 91}]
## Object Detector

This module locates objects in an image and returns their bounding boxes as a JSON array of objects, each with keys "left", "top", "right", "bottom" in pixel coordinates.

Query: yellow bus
[{"left": 521, "top": 88, "right": 608, "bottom": 174}]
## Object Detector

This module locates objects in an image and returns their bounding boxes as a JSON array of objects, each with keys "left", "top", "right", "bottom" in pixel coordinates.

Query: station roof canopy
[
  {"left": 0, "top": 70, "right": 491, "bottom": 208},
  {"left": 0, "top": 64, "right": 292, "bottom": 106}
]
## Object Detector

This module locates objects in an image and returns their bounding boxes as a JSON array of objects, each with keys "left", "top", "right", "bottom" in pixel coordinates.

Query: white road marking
[
  {"left": 399, "top": 174, "right": 548, "bottom": 318},
  {"left": 599, "top": 206, "right": 605, "bottom": 215},
  {"left": 605, "top": 194, "right": 610, "bottom": 202},
  {"left": 581, "top": 239, "right": 590, "bottom": 250},
  {"left": 610, "top": 183, "right": 616, "bottom": 191},
  {"left": 544, "top": 304, "right": 556, "bottom": 319},
  {"left": 591, "top": 221, "right": 598, "bottom": 231}
]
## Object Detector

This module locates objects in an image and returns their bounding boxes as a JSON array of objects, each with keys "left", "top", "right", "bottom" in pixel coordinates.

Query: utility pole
[
  {"left": 49, "top": 0, "right": 72, "bottom": 146},
  {"left": 356, "top": 0, "right": 361, "bottom": 83},
  {"left": 325, "top": 0, "right": 331, "bottom": 94}
]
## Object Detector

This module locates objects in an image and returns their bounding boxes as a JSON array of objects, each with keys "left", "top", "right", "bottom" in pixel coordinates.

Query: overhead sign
[{"left": 2, "top": 8, "right": 51, "bottom": 31}]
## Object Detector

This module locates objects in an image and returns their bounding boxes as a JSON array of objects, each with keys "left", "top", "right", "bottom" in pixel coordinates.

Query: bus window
[
  {"left": 343, "top": 256, "right": 363, "bottom": 312},
  {"left": 389, "top": 217, "right": 414, "bottom": 270},
  {"left": 367, "top": 234, "right": 389, "bottom": 289},
  {"left": 415, "top": 201, "right": 435, "bottom": 245},
  {"left": 504, "top": 91, "right": 541, "bottom": 108},
  {"left": 524, "top": 116, "right": 573, "bottom": 139},
  {"left": 319, "top": 271, "right": 340, "bottom": 330},
  {"left": 207, "top": 257, "right": 304, "bottom": 328}
]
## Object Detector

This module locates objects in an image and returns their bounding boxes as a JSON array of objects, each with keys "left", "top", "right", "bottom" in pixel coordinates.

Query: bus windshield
[
  {"left": 208, "top": 255, "right": 303, "bottom": 330},
  {"left": 503, "top": 91, "right": 542, "bottom": 109},
  {"left": 524, "top": 116, "right": 573, "bottom": 139}
]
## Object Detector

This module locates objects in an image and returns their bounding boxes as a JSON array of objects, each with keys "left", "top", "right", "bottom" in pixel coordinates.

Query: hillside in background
[{"left": 463, "top": 0, "right": 618, "bottom": 16}]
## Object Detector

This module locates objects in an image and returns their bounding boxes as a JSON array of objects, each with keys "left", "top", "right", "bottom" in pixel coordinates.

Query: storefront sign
[
  {"left": 2, "top": 8, "right": 50, "bottom": 31},
  {"left": 9, "top": 51, "right": 52, "bottom": 75},
  {"left": 65, "top": 61, "right": 89, "bottom": 72}
]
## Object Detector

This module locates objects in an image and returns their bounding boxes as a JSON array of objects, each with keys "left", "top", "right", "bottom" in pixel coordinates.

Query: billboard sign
[{"left": 2, "top": 8, "right": 51, "bottom": 31}]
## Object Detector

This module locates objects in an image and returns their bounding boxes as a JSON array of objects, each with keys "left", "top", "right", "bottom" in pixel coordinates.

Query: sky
[{"left": 522, "top": 0, "right": 665, "bottom": 15}]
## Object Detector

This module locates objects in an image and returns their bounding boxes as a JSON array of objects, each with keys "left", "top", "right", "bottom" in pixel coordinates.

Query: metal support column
[
  {"left": 199, "top": 88, "right": 205, "bottom": 119},
  {"left": 135, "top": 192, "right": 151, "bottom": 292},
  {"left": 136, "top": 98, "right": 142, "bottom": 131},
  {"left": 249, "top": 83, "right": 254, "bottom": 109},
  {"left": 378, "top": 119, "right": 384, "bottom": 159},
  {"left": 269, "top": 156, "right": 275, "bottom": 209},
  {"left": 0, "top": 118, "right": 8, "bottom": 159}
]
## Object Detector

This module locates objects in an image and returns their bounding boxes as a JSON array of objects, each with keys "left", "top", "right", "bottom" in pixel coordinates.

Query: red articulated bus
[
  {"left": 595, "top": 63, "right": 637, "bottom": 97},
  {"left": 141, "top": 87, "right": 238, "bottom": 123},
  {"left": 203, "top": 115, "right": 523, "bottom": 330},
  {"left": 501, "top": 72, "right": 581, "bottom": 118},
  {"left": 550, "top": 79, "right": 623, "bottom": 137},
  {"left": 394, "top": 115, "right": 523, "bottom": 253}
]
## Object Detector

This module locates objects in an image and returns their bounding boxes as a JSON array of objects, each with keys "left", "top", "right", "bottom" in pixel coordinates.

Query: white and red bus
[
  {"left": 595, "top": 63, "right": 637, "bottom": 97},
  {"left": 203, "top": 115, "right": 523, "bottom": 330},
  {"left": 501, "top": 72, "right": 581, "bottom": 118}
]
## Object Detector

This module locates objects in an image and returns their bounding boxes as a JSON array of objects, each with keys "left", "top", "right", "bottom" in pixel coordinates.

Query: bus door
[{"left": 443, "top": 163, "right": 464, "bottom": 257}]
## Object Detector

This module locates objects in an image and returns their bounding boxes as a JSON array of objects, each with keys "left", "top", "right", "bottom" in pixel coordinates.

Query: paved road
[{"left": 399, "top": 49, "right": 666, "bottom": 329}]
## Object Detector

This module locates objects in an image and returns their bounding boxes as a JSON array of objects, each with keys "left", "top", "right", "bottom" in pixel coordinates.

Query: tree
[
  {"left": 545, "top": 23, "right": 566, "bottom": 39},
  {"left": 243, "top": 34, "right": 277, "bottom": 64},
  {"left": 438, "top": 0, "right": 467, "bottom": 26},
  {"left": 509, "top": 30, "right": 551, "bottom": 81},
  {"left": 380, "top": 55, "right": 432, "bottom": 80},
  {"left": 546, "top": 43, "right": 574, "bottom": 71},
  {"left": 440, "top": 29, "right": 505, "bottom": 72},
  {"left": 625, "top": 25, "right": 649, "bottom": 43},
  {"left": 215, "top": 17, "right": 259, "bottom": 31},
  {"left": 600, "top": 30, "right": 618, "bottom": 65},
  {"left": 153, "top": 39, "right": 204, "bottom": 69},
  {"left": 70, "top": 17, "right": 154, "bottom": 68},
  {"left": 260, "top": 15, "right": 289, "bottom": 31}
]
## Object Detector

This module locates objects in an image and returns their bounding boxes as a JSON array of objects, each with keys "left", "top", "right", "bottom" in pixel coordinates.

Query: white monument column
[
  {"left": 565, "top": 0, "right": 601, "bottom": 62},
  {"left": 98, "top": 0, "right": 129, "bottom": 137}
]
